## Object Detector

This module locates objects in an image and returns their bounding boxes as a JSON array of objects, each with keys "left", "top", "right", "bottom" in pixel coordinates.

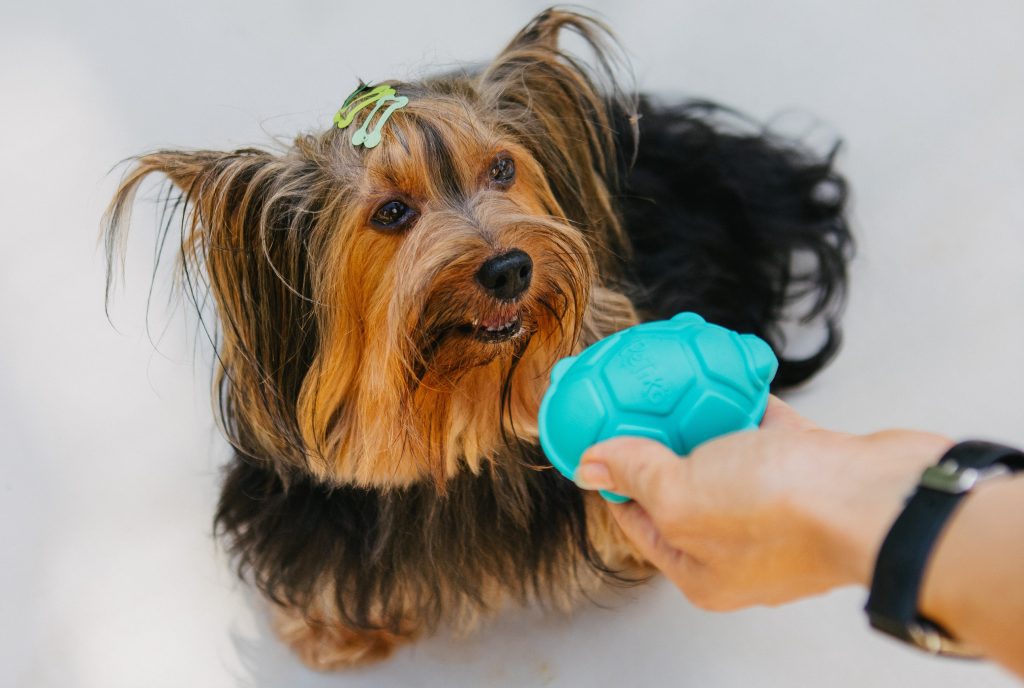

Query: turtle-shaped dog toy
[{"left": 538, "top": 312, "right": 779, "bottom": 502}]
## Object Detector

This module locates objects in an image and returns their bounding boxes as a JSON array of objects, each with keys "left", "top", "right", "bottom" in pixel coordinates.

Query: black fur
[
  {"left": 621, "top": 98, "right": 852, "bottom": 388},
  {"left": 216, "top": 444, "right": 618, "bottom": 633}
]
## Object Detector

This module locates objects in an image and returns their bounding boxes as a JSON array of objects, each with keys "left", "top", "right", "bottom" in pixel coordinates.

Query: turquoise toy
[{"left": 538, "top": 312, "right": 778, "bottom": 502}]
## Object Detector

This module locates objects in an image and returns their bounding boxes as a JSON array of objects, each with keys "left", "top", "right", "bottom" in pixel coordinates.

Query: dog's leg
[{"left": 271, "top": 604, "right": 420, "bottom": 670}]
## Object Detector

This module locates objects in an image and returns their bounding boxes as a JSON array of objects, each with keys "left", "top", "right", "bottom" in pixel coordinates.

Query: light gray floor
[{"left": 2, "top": 1, "right": 1022, "bottom": 686}]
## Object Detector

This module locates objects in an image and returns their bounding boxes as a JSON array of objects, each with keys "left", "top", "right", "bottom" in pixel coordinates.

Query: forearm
[
  {"left": 582, "top": 409, "right": 1024, "bottom": 676},
  {"left": 919, "top": 475, "right": 1024, "bottom": 675}
]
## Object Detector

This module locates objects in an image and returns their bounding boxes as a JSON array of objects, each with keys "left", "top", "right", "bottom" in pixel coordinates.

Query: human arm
[{"left": 575, "top": 397, "right": 1024, "bottom": 676}]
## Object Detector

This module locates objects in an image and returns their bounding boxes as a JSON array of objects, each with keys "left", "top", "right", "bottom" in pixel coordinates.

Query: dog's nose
[{"left": 476, "top": 249, "right": 533, "bottom": 300}]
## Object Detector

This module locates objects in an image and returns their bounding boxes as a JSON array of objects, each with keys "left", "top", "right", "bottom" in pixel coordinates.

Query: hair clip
[{"left": 333, "top": 82, "right": 409, "bottom": 149}]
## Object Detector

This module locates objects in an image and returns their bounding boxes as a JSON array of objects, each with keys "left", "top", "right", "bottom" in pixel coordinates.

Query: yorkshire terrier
[{"left": 105, "top": 9, "right": 851, "bottom": 669}]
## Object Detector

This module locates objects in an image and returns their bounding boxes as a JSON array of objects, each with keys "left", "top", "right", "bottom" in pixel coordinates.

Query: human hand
[{"left": 575, "top": 397, "right": 952, "bottom": 610}]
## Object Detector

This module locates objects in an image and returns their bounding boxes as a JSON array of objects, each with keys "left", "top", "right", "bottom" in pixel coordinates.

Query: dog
[{"left": 104, "top": 9, "right": 851, "bottom": 669}]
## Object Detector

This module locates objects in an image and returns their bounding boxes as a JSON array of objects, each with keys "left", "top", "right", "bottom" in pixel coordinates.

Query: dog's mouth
[
  {"left": 411, "top": 301, "right": 533, "bottom": 382},
  {"left": 467, "top": 313, "right": 524, "bottom": 343},
  {"left": 452, "top": 304, "right": 526, "bottom": 344}
]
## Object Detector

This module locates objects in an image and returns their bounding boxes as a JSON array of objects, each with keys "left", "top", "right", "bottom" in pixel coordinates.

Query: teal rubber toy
[{"left": 538, "top": 312, "right": 778, "bottom": 502}]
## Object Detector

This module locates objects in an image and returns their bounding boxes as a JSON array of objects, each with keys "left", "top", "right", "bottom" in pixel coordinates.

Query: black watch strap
[{"left": 865, "top": 440, "right": 1024, "bottom": 655}]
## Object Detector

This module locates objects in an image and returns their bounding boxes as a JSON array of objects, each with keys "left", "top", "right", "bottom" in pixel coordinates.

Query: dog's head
[{"left": 106, "top": 10, "right": 638, "bottom": 488}]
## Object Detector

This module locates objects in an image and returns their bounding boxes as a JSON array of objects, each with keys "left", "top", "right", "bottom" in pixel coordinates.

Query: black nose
[{"left": 476, "top": 249, "right": 533, "bottom": 300}]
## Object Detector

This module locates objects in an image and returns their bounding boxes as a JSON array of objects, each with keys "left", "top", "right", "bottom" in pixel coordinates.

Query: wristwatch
[{"left": 865, "top": 440, "right": 1024, "bottom": 655}]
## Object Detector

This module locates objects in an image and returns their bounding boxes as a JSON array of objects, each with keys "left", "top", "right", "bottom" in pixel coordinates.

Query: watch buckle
[{"left": 907, "top": 620, "right": 980, "bottom": 658}]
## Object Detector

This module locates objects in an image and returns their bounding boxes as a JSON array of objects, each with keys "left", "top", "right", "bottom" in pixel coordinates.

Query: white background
[{"left": 2, "top": 1, "right": 1023, "bottom": 686}]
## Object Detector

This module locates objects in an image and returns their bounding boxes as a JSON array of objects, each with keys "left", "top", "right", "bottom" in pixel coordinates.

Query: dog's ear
[
  {"left": 104, "top": 148, "right": 327, "bottom": 471},
  {"left": 480, "top": 10, "right": 637, "bottom": 270}
]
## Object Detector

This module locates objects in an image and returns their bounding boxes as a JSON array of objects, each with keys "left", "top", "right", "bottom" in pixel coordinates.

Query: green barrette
[{"left": 333, "top": 82, "right": 409, "bottom": 149}]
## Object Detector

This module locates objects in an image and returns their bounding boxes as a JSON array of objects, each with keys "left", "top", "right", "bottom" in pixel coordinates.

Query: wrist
[
  {"left": 817, "top": 430, "right": 953, "bottom": 588},
  {"left": 917, "top": 474, "right": 1021, "bottom": 639},
  {"left": 864, "top": 441, "right": 1024, "bottom": 658}
]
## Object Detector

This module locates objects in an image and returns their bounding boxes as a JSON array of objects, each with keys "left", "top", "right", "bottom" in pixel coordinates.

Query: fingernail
[{"left": 574, "top": 462, "right": 614, "bottom": 491}]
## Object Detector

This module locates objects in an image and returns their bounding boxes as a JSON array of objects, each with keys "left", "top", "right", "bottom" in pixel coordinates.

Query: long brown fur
[{"left": 107, "top": 10, "right": 634, "bottom": 490}]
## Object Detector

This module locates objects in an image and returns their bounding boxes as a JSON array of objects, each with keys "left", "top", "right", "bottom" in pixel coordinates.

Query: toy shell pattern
[{"left": 538, "top": 312, "right": 778, "bottom": 502}]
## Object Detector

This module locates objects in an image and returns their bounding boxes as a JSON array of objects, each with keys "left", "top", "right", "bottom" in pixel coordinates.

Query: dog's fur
[{"left": 105, "top": 9, "right": 851, "bottom": 669}]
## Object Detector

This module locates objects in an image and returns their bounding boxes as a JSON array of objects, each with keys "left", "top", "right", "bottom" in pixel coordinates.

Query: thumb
[{"left": 576, "top": 436, "right": 683, "bottom": 511}]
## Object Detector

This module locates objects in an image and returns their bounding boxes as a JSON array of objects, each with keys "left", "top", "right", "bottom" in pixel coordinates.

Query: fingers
[
  {"left": 576, "top": 436, "right": 684, "bottom": 513},
  {"left": 608, "top": 501, "right": 690, "bottom": 573},
  {"left": 575, "top": 398, "right": 813, "bottom": 508}
]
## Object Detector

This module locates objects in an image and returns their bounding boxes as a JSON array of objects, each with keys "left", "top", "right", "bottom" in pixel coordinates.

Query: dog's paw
[{"left": 272, "top": 607, "right": 414, "bottom": 670}]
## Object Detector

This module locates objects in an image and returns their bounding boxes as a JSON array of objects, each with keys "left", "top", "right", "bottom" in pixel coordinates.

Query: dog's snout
[{"left": 476, "top": 249, "right": 533, "bottom": 300}]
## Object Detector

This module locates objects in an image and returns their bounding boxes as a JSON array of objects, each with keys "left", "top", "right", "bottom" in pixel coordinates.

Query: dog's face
[
  {"left": 106, "top": 11, "right": 638, "bottom": 488},
  {"left": 302, "top": 94, "right": 598, "bottom": 487}
]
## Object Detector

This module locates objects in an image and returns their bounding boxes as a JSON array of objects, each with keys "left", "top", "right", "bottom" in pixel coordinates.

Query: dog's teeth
[
  {"left": 484, "top": 321, "right": 513, "bottom": 332},
  {"left": 476, "top": 316, "right": 520, "bottom": 337}
]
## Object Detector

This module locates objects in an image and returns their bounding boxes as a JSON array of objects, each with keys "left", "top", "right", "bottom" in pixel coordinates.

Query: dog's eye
[
  {"left": 370, "top": 200, "right": 414, "bottom": 230},
  {"left": 489, "top": 157, "right": 516, "bottom": 187}
]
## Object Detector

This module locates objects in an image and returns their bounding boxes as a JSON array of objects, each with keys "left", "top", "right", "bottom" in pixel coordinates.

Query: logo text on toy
[{"left": 619, "top": 340, "right": 667, "bottom": 404}]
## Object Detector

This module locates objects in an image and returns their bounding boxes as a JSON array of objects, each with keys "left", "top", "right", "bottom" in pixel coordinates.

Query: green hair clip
[{"left": 333, "top": 82, "right": 409, "bottom": 149}]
